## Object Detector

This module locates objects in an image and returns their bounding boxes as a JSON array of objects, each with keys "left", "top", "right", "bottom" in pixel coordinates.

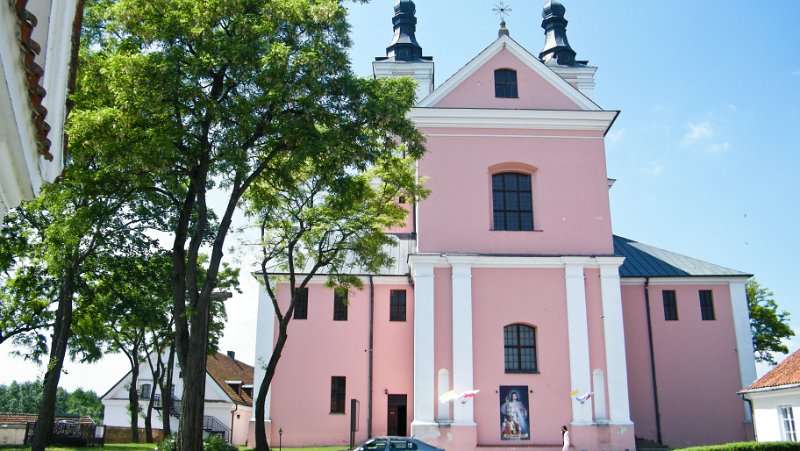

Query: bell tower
[
  {"left": 372, "top": 0, "right": 434, "bottom": 103},
  {"left": 539, "top": 0, "right": 597, "bottom": 99}
]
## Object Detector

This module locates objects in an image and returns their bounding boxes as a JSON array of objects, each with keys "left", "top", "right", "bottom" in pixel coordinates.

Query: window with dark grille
[
  {"left": 699, "top": 290, "right": 715, "bottom": 320},
  {"left": 334, "top": 291, "right": 348, "bottom": 321},
  {"left": 662, "top": 290, "right": 678, "bottom": 321},
  {"left": 492, "top": 173, "right": 533, "bottom": 231},
  {"left": 495, "top": 69, "right": 518, "bottom": 98},
  {"left": 390, "top": 290, "right": 407, "bottom": 322},
  {"left": 504, "top": 324, "right": 537, "bottom": 373},
  {"left": 330, "top": 376, "right": 346, "bottom": 413},
  {"left": 294, "top": 286, "right": 308, "bottom": 320}
]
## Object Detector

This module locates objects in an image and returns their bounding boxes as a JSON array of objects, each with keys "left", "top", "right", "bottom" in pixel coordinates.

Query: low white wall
[
  {"left": 0, "top": 425, "right": 26, "bottom": 445},
  {"left": 750, "top": 387, "right": 800, "bottom": 442}
]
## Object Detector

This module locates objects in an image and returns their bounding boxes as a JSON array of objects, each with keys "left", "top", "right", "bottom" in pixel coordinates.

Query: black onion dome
[
  {"left": 542, "top": 0, "right": 566, "bottom": 18},
  {"left": 395, "top": 0, "right": 416, "bottom": 15}
]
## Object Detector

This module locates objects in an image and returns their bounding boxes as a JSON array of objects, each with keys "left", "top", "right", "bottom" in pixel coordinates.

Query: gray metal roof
[{"left": 614, "top": 235, "right": 751, "bottom": 278}]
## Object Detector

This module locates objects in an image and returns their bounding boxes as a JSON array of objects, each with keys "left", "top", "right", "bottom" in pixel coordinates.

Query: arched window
[
  {"left": 495, "top": 69, "right": 518, "bottom": 98},
  {"left": 504, "top": 324, "right": 537, "bottom": 373},
  {"left": 492, "top": 172, "right": 533, "bottom": 231}
]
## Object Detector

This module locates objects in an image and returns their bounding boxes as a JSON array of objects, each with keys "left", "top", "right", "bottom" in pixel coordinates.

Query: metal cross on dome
[{"left": 493, "top": 2, "right": 512, "bottom": 22}]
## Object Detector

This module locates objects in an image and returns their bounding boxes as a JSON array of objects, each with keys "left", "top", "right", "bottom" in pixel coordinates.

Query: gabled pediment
[{"left": 418, "top": 34, "right": 600, "bottom": 111}]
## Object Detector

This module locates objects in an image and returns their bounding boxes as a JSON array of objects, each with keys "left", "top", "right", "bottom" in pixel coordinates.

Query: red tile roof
[
  {"left": 8, "top": 0, "right": 53, "bottom": 160},
  {"left": 0, "top": 413, "right": 94, "bottom": 425},
  {"left": 206, "top": 352, "right": 254, "bottom": 406},
  {"left": 748, "top": 349, "right": 800, "bottom": 390}
]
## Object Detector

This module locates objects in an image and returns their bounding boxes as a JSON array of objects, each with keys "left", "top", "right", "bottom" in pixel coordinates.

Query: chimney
[{"left": 227, "top": 351, "right": 235, "bottom": 360}]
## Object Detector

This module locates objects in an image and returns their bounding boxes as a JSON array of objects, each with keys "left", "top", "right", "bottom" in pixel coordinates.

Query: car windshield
[{"left": 358, "top": 439, "right": 388, "bottom": 450}]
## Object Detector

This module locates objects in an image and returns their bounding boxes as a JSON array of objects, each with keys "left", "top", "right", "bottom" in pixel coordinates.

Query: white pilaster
[
  {"left": 411, "top": 261, "right": 436, "bottom": 425},
  {"left": 730, "top": 279, "right": 757, "bottom": 421},
  {"left": 251, "top": 281, "right": 275, "bottom": 422},
  {"left": 563, "top": 259, "right": 593, "bottom": 424},
  {"left": 437, "top": 369, "right": 450, "bottom": 423},
  {"left": 449, "top": 257, "right": 475, "bottom": 425},
  {"left": 598, "top": 258, "right": 632, "bottom": 424}
]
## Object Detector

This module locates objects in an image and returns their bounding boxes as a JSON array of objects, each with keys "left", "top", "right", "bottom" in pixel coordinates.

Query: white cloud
[
  {"left": 708, "top": 142, "right": 730, "bottom": 154},
  {"left": 606, "top": 128, "right": 626, "bottom": 144},
  {"left": 681, "top": 121, "right": 714, "bottom": 147},
  {"left": 640, "top": 162, "right": 663, "bottom": 177},
  {"left": 792, "top": 69, "right": 800, "bottom": 76},
  {"left": 727, "top": 104, "right": 738, "bottom": 113}
]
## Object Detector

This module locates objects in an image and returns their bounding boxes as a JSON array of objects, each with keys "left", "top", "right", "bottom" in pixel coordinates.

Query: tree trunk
[
  {"left": 255, "top": 321, "right": 290, "bottom": 451},
  {"left": 145, "top": 377, "right": 156, "bottom": 442},
  {"left": 129, "top": 362, "right": 140, "bottom": 443},
  {"left": 178, "top": 331, "right": 208, "bottom": 451},
  {"left": 162, "top": 345, "right": 175, "bottom": 436},
  {"left": 31, "top": 267, "right": 75, "bottom": 451}
]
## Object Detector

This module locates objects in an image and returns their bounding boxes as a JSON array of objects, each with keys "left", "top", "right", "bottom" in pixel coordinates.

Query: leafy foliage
[
  {"left": 73, "top": 0, "right": 425, "bottom": 449},
  {"left": 748, "top": 278, "right": 794, "bottom": 365},
  {"left": 0, "top": 382, "right": 103, "bottom": 423}
]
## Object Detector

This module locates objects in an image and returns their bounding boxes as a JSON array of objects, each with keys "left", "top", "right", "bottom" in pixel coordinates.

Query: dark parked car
[{"left": 353, "top": 436, "right": 444, "bottom": 451}]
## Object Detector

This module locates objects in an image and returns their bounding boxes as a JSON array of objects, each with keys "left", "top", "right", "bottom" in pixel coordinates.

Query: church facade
[{"left": 249, "top": 2, "right": 756, "bottom": 450}]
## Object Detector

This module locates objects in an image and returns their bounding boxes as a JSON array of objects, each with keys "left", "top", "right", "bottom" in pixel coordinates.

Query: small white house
[
  {"left": 741, "top": 349, "right": 800, "bottom": 442},
  {"left": 101, "top": 351, "right": 254, "bottom": 445}
]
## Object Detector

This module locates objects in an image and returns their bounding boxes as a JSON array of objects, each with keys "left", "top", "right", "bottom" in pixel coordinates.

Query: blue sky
[
  {"left": 350, "top": 0, "right": 800, "bottom": 369},
  {"left": 1, "top": 0, "right": 799, "bottom": 392}
]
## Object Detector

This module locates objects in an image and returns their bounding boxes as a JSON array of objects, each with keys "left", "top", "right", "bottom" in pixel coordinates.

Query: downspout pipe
[
  {"left": 739, "top": 393, "right": 757, "bottom": 441},
  {"left": 368, "top": 275, "right": 375, "bottom": 439},
  {"left": 230, "top": 403, "right": 238, "bottom": 444},
  {"left": 644, "top": 277, "right": 663, "bottom": 444}
]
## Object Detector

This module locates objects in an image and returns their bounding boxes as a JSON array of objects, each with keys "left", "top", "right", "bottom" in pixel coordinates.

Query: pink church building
[{"left": 250, "top": 1, "right": 757, "bottom": 449}]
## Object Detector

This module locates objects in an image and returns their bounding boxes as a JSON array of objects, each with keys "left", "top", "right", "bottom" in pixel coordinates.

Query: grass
[{"left": 0, "top": 445, "right": 344, "bottom": 451}]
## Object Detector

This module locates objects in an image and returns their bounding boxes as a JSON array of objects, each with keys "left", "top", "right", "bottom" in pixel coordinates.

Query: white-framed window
[{"left": 780, "top": 405, "right": 797, "bottom": 441}]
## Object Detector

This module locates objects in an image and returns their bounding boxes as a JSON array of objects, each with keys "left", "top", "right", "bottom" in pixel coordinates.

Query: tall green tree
[
  {"left": 250, "top": 155, "right": 426, "bottom": 450},
  {"left": 75, "top": 1, "right": 424, "bottom": 448},
  {"left": 2, "top": 173, "right": 156, "bottom": 451},
  {"left": 748, "top": 278, "right": 794, "bottom": 365},
  {"left": 71, "top": 252, "right": 173, "bottom": 443}
]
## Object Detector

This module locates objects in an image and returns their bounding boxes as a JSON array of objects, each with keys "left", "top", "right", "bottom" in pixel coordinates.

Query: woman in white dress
[{"left": 562, "top": 425, "right": 570, "bottom": 451}]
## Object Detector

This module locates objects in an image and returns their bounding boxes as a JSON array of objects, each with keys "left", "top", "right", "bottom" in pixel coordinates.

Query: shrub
[
  {"left": 203, "top": 434, "right": 237, "bottom": 451},
  {"left": 156, "top": 434, "right": 178, "bottom": 451},
  {"left": 675, "top": 442, "right": 800, "bottom": 451}
]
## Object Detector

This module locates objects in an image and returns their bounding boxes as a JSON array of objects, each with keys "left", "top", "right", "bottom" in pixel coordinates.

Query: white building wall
[
  {"left": 102, "top": 354, "right": 252, "bottom": 445},
  {"left": 748, "top": 387, "right": 800, "bottom": 442}
]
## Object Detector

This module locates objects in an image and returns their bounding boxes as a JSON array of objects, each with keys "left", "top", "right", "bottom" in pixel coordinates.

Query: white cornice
[
  {"left": 417, "top": 34, "right": 600, "bottom": 111},
  {"left": 250, "top": 272, "right": 410, "bottom": 286},
  {"left": 409, "top": 254, "right": 620, "bottom": 269},
  {"left": 620, "top": 276, "right": 751, "bottom": 285},
  {"left": 408, "top": 107, "right": 618, "bottom": 132}
]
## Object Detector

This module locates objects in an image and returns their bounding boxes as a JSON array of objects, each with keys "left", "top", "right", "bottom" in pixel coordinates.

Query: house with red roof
[
  {"left": 741, "top": 350, "right": 800, "bottom": 442},
  {"left": 101, "top": 351, "right": 253, "bottom": 445}
]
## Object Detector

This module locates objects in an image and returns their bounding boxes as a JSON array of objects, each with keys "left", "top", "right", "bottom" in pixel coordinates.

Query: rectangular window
[
  {"left": 699, "top": 290, "right": 715, "bottom": 320},
  {"left": 334, "top": 291, "right": 348, "bottom": 321},
  {"left": 494, "top": 69, "right": 518, "bottom": 98},
  {"left": 781, "top": 406, "right": 797, "bottom": 441},
  {"left": 293, "top": 287, "right": 308, "bottom": 320},
  {"left": 390, "top": 290, "right": 407, "bottom": 322},
  {"left": 662, "top": 290, "right": 678, "bottom": 321},
  {"left": 140, "top": 383, "right": 152, "bottom": 399},
  {"left": 330, "top": 376, "right": 346, "bottom": 413}
]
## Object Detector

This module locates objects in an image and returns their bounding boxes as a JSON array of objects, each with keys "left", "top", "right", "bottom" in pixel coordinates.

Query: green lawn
[{"left": 0, "top": 445, "right": 344, "bottom": 451}]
